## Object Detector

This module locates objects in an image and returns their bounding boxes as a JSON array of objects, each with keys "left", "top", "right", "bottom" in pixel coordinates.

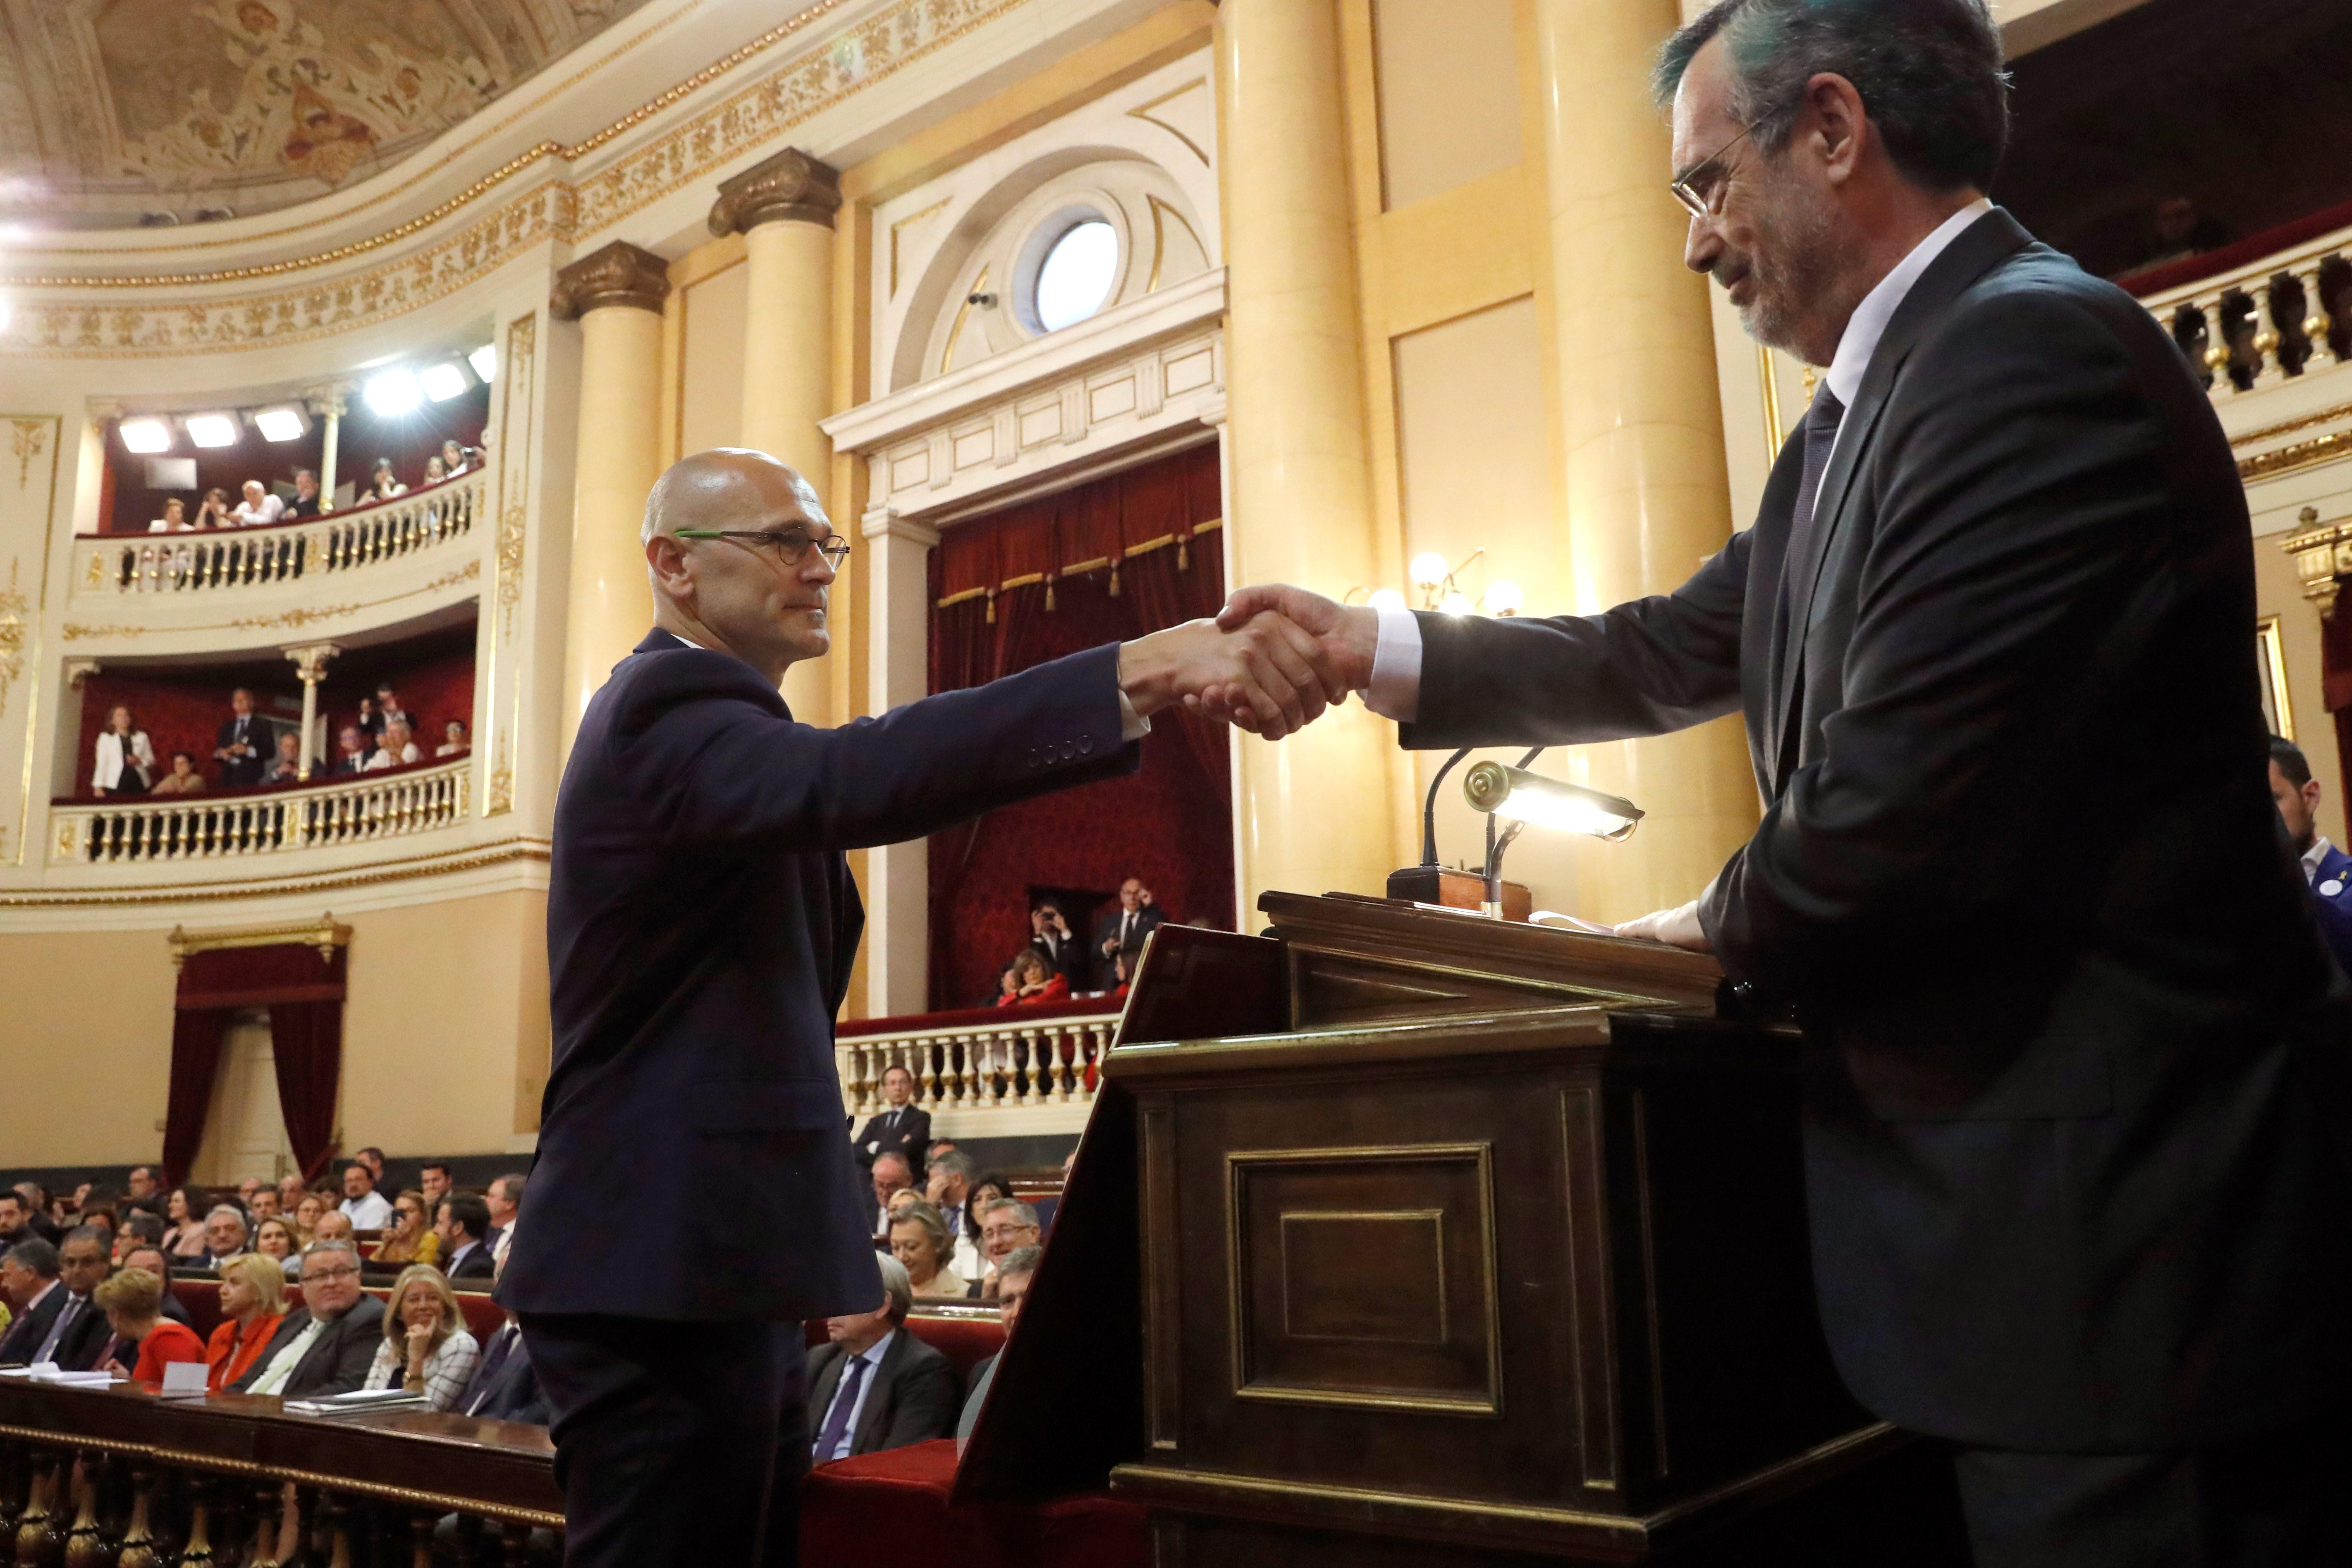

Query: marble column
[
  {"left": 282, "top": 642, "right": 340, "bottom": 780},
  {"left": 1534, "top": 0, "right": 1759, "bottom": 922},
  {"left": 860, "top": 503, "right": 941, "bottom": 1018},
  {"left": 551, "top": 241, "right": 671, "bottom": 756},
  {"left": 710, "top": 147, "right": 843, "bottom": 729},
  {"left": 1216, "top": 0, "right": 1399, "bottom": 915},
  {"left": 303, "top": 383, "right": 352, "bottom": 511}
]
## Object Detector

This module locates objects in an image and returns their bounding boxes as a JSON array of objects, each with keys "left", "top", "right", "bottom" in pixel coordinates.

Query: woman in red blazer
[
  {"left": 92, "top": 1269, "right": 205, "bottom": 1383},
  {"left": 204, "top": 1256, "right": 290, "bottom": 1391}
]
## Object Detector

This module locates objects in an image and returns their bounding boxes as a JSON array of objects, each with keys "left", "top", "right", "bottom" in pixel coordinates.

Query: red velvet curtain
[{"left": 163, "top": 943, "right": 349, "bottom": 1185}]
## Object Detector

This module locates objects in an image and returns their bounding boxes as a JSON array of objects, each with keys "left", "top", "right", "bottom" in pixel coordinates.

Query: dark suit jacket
[
  {"left": 0, "top": 1283, "right": 67, "bottom": 1364},
  {"left": 229, "top": 1296, "right": 387, "bottom": 1399},
  {"left": 806, "top": 1329, "right": 959, "bottom": 1458},
  {"left": 502, "top": 631, "right": 1133, "bottom": 1322},
  {"left": 443, "top": 1240, "right": 496, "bottom": 1281},
  {"left": 851, "top": 1105, "right": 931, "bottom": 1177},
  {"left": 1090, "top": 904, "right": 1164, "bottom": 988},
  {"left": 215, "top": 714, "right": 268, "bottom": 788},
  {"left": 1403, "top": 209, "right": 2351, "bottom": 1450},
  {"left": 458, "top": 1323, "right": 550, "bottom": 1424},
  {"left": 51, "top": 1295, "right": 113, "bottom": 1372},
  {"left": 1028, "top": 931, "right": 1088, "bottom": 988}
]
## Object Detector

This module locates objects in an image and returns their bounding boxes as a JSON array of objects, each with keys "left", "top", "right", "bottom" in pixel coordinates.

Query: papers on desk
[
  {"left": 0, "top": 1363, "right": 122, "bottom": 1386},
  {"left": 284, "top": 1388, "right": 429, "bottom": 1417},
  {"left": 1529, "top": 910, "right": 1619, "bottom": 935}
]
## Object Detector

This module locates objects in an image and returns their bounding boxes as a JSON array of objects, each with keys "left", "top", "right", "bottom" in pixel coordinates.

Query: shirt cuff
[
  {"left": 1118, "top": 687, "right": 1152, "bottom": 741},
  {"left": 1364, "top": 605, "right": 1423, "bottom": 723}
]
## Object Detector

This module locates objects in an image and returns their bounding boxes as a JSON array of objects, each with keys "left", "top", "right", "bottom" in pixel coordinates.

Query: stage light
[
  {"left": 364, "top": 368, "right": 422, "bottom": 416},
  {"left": 1463, "top": 762, "right": 1643, "bottom": 842},
  {"left": 1367, "top": 588, "right": 1407, "bottom": 612},
  {"left": 254, "top": 405, "right": 309, "bottom": 442},
  {"left": 1409, "top": 552, "right": 1450, "bottom": 589},
  {"left": 119, "top": 419, "right": 173, "bottom": 454},
  {"left": 419, "top": 361, "right": 471, "bottom": 402},
  {"left": 183, "top": 413, "right": 239, "bottom": 449},
  {"left": 1482, "top": 580, "right": 1524, "bottom": 616},
  {"left": 468, "top": 344, "right": 496, "bottom": 383}
]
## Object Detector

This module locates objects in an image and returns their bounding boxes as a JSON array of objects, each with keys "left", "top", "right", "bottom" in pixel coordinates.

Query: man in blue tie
[{"left": 805, "top": 1257, "right": 956, "bottom": 1464}]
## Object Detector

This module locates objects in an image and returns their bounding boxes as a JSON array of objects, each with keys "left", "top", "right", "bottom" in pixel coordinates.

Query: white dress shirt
[
  {"left": 232, "top": 494, "right": 287, "bottom": 527},
  {"left": 364, "top": 1328, "right": 481, "bottom": 1411},
  {"left": 340, "top": 1190, "right": 394, "bottom": 1229},
  {"left": 245, "top": 1316, "right": 327, "bottom": 1395},
  {"left": 815, "top": 1331, "right": 895, "bottom": 1461},
  {"left": 2301, "top": 836, "right": 2333, "bottom": 885},
  {"left": 1363, "top": 200, "right": 1997, "bottom": 725}
]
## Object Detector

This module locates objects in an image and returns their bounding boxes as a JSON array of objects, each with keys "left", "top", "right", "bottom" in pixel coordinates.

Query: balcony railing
[
  {"left": 85, "top": 471, "right": 484, "bottom": 596},
  {"left": 51, "top": 756, "right": 470, "bottom": 865},
  {"left": 2136, "top": 220, "right": 2350, "bottom": 398},
  {"left": 836, "top": 998, "right": 1124, "bottom": 1127}
]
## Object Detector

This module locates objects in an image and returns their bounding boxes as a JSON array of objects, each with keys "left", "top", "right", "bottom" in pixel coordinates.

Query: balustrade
[
  {"left": 2141, "top": 234, "right": 2350, "bottom": 397},
  {"left": 52, "top": 757, "right": 470, "bottom": 865},
  {"left": 86, "top": 472, "right": 484, "bottom": 597},
  {"left": 836, "top": 1001, "right": 1123, "bottom": 1127}
]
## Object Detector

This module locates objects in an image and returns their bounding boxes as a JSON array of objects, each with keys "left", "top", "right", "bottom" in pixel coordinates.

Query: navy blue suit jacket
[{"left": 502, "top": 630, "right": 1134, "bottom": 1321}]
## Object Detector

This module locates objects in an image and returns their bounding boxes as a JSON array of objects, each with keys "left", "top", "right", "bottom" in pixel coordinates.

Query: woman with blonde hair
[
  {"left": 364, "top": 1265, "right": 479, "bottom": 1410},
  {"left": 887, "top": 1199, "right": 974, "bottom": 1299},
  {"left": 371, "top": 1190, "right": 440, "bottom": 1268},
  {"left": 93, "top": 1268, "right": 206, "bottom": 1384},
  {"left": 92, "top": 705, "right": 154, "bottom": 798},
  {"left": 205, "top": 1255, "right": 288, "bottom": 1391}
]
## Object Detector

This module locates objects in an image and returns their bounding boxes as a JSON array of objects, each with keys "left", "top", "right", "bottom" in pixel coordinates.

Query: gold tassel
[
  {"left": 1044, "top": 575, "right": 1057, "bottom": 612},
  {"left": 1109, "top": 555, "right": 1121, "bottom": 598},
  {"left": 985, "top": 587, "right": 996, "bottom": 625},
  {"left": 1177, "top": 534, "right": 1190, "bottom": 571}
]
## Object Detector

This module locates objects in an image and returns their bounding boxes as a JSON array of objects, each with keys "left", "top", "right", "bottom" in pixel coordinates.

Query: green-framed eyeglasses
[{"left": 674, "top": 528, "right": 852, "bottom": 569}]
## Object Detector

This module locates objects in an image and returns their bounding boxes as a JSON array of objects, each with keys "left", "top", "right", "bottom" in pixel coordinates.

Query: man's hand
[
  {"left": 1613, "top": 900, "right": 1711, "bottom": 953},
  {"left": 1198, "top": 585, "right": 1379, "bottom": 732},
  {"left": 1120, "top": 613, "right": 1348, "bottom": 740}
]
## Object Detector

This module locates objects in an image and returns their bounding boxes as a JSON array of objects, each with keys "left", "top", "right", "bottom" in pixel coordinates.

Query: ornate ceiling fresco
[{"left": 0, "top": 0, "right": 653, "bottom": 229}]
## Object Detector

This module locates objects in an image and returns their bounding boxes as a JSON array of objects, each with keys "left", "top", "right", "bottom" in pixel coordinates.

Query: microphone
[{"left": 1386, "top": 747, "right": 1474, "bottom": 904}]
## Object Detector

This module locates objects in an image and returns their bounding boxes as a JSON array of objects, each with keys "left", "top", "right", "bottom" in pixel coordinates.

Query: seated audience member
[
  {"left": 435, "top": 720, "right": 469, "bottom": 757},
  {"left": 230, "top": 1240, "right": 386, "bottom": 1398},
  {"left": 807, "top": 1256, "right": 959, "bottom": 1462},
  {"left": 14, "top": 1185, "right": 61, "bottom": 1243},
  {"left": 995, "top": 949, "right": 1068, "bottom": 1008},
  {"left": 338, "top": 1163, "right": 393, "bottom": 1230},
  {"left": 356, "top": 696, "right": 383, "bottom": 741},
  {"left": 0, "top": 1240, "right": 64, "bottom": 1363},
  {"left": 236, "top": 1178, "right": 264, "bottom": 1208},
  {"left": 889, "top": 1200, "right": 974, "bottom": 1299},
  {"left": 423, "top": 455, "right": 448, "bottom": 486},
  {"left": 437, "top": 1194, "right": 496, "bottom": 1281},
  {"left": 331, "top": 726, "right": 370, "bottom": 776},
  {"left": 287, "top": 468, "right": 323, "bottom": 519},
  {"left": 964, "top": 1173, "right": 1009, "bottom": 1233},
  {"left": 126, "top": 1167, "right": 165, "bottom": 1216},
  {"left": 162, "top": 1188, "right": 210, "bottom": 1259},
  {"left": 975, "top": 1199, "right": 1042, "bottom": 1299},
  {"left": 263, "top": 730, "right": 306, "bottom": 786},
  {"left": 193, "top": 488, "right": 234, "bottom": 529},
  {"left": 852, "top": 1065, "right": 929, "bottom": 1177},
  {"left": 2268, "top": 735, "right": 2352, "bottom": 974},
  {"left": 113, "top": 1211, "right": 166, "bottom": 1266},
  {"left": 355, "top": 1147, "right": 388, "bottom": 1185},
  {"left": 92, "top": 705, "right": 155, "bottom": 798},
  {"left": 455, "top": 1253, "right": 549, "bottom": 1423},
  {"left": 206, "top": 1254, "right": 288, "bottom": 1391},
  {"left": 0, "top": 1192, "right": 43, "bottom": 1254},
  {"left": 254, "top": 1217, "right": 299, "bottom": 1274},
  {"left": 956, "top": 1244, "right": 1040, "bottom": 1442},
  {"left": 484, "top": 1172, "right": 525, "bottom": 1266},
  {"left": 364, "top": 1265, "right": 480, "bottom": 1411},
  {"left": 364, "top": 459, "right": 407, "bottom": 502},
  {"left": 1027, "top": 900, "right": 1087, "bottom": 986},
  {"left": 118, "top": 1247, "right": 191, "bottom": 1327},
  {"left": 291, "top": 1191, "right": 329, "bottom": 1249},
  {"left": 418, "top": 1162, "right": 452, "bottom": 1215},
  {"left": 1092, "top": 877, "right": 1165, "bottom": 990},
  {"left": 374, "top": 687, "right": 413, "bottom": 736},
  {"left": 149, "top": 497, "right": 191, "bottom": 533},
  {"left": 274, "top": 1172, "right": 304, "bottom": 1210},
  {"left": 231, "top": 479, "right": 285, "bottom": 528},
  {"left": 885, "top": 1189, "right": 925, "bottom": 1230},
  {"left": 48, "top": 1227, "right": 116, "bottom": 1371},
  {"left": 924, "top": 1153, "right": 985, "bottom": 1280},
  {"left": 214, "top": 689, "right": 270, "bottom": 789},
  {"left": 312, "top": 1211, "right": 356, "bottom": 1246},
  {"left": 366, "top": 718, "right": 421, "bottom": 770},
  {"left": 441, "top": 439, "right": 472, "bottom": 478},
  {"left": 867, "top": 1153, "right": 914, "bottom": 1240},
  {"left": 150, "top": 751, "right": 206, "bottom": 796},
  {"left": 372, "top": 1190, "right": 438, "bottom": 1270},
  {"left": 248, "top": 1187, "right": 282, "bottom": 1223},
  {"left": 200, "top": 1205, "right": 252, "bottom": 1267},
  {"left": 96, "top": 1268, "right": 204, "bottom": 1383}
]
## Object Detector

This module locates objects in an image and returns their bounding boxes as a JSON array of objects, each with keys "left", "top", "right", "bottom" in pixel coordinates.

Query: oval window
[{"left": 1032, "top": 221, "right": 1119, "bottom": 332}]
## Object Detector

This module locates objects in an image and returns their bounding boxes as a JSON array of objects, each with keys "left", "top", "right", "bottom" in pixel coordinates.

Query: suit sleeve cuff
[
  {"left": 1118, "top": 687, "right": 1151, "bottom": 741},
  {"left": 1364, "top": 605, "right": 1423, "bottom": 723}
]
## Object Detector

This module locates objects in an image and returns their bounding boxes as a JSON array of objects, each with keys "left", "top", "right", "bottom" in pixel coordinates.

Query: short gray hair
[
  {"left": 929, "top": 1151, "right": 974, "bottom": 1185},
  {"left": 874, "top": 1254, "right": 913, "bottom": 1323},
  {"left": 1655, "top": 0, "right": 2008, "bottom": 193},
  {"left": 979, "top": 1197, "right": 1038, "bottom": 1231},
  {"left": 997, "top": 1244, "right": 1043, "bottom": 1284},
  {"left": 205, "top": 1205, "right": 249, "bottom": 1234},
  {"left": 301, "top": 1238, "right": 360, "bottom": 1270}
]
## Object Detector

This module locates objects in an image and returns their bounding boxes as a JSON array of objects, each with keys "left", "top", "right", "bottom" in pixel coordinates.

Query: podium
[{"left": 952, "top": 893, "right": 1963, "bottom": 1566}]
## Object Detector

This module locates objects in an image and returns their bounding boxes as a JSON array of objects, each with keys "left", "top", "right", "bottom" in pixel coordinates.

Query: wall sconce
[{"left": 1351, "top": 548, "right": 1523, "bottom": 618}]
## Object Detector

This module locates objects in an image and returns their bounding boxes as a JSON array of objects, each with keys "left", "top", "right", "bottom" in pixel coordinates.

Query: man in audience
[
  {"left": 419, "top": 1162, "right": 452, "bottom": 1216},
  {"left": 0, "top": 1192, "right": 43, "bottom": 1253},
  {"left": 437, "top": 1194, "right": 497, "bottom": 1281},
  {"left": 119, "top": 1245, "right": 193, "bottom": 1327},
  {"left": 263, "top": 731, "right": 305, "bottom": 785},
  {"left": 287, "top": 469, "right": 323, "bottom": 520},
  {"left": 214, "top": 689, "right": 270, "bottom": 789},
  {"left": 333, "top": 725, "right": 370, "bottom": 776},
  {"left": 1027, "top": 899, "right": 1087, "bottom": 987},
  {"left": 805, "top": 1256, "right": 958, "bottom": 1462},
  {"left": 313, "top": 1211, "right": 355, "bottom": 1245},
  {"left": 975, "top": 1199, "right": 1041, "bottom": 1298},
  {"left": 2268, "top": 736, "right": 2352, "bottom": 973},
  {"left": 125, "top": 1167, "right": 163, "bottom": 1216},
  {"left": 231, "top": 1239, "right": 386, "bottom": 1398},
  {"left": 249, "top": 1188, "right": 282, "bottom": 1223},
  {"left": 202, "top": 1205, "right": 252, "bottom": 1266},
  {"left": 115, "top": 1211, "right": 165, "bottom": 1265},
  {"left": 231, "top": 479, "right": 286, "bottom": 527},
  {"left": 276, "top": 1173, "right": 306, "bottom": 1212},
  {"left": 923, "top": 1152, "right": 984, "bottom": 1280},
  {"left": 374, "top": 685, "right": 414, "bottom": 737},
  {"left": 867, "top": 1153, "right": 914, "bottom": 1240},
  {"left": 0, "top": 1240, "right": 65, "bottom": 1364},
  {"left": 851, "top": 1067, "right": 929, "bottom": 1180},
  {"left": 338, "top": 1162, "right": 393, "bottom": 1230},
  {"left": 484, "top": 1173, "right": 525, "bottom": 1267},
  {"left": 457, "top": 1255, "right": 550, "bottom": 1423},
  {"left": 368, "top": 718, "right": 422, "bottom": 770},
  {"left": 356, "top": 1147, "right": 387, "bottom": 1184},
  {"left": 238, "top": 1178, "right": 264, "bottom": 1207},
  {"left": 47, "top": 1227, "right": 116, "bottom": 1371},
  {"left": 13, "top": 1185, "right": 62, "bottom": 1243},
  {"left": 956, "top": 1244, "right": 1039, "bottom": 1442},
  {"left": 1092, "top": 877, "right": 1165, "bottom": 989}
]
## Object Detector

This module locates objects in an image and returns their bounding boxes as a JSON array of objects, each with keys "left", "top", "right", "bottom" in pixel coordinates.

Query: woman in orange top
[
  {"left": 92, "top": 1269, "right": 205, "bottom": 1383},
  {"left": 204, "top": 1255, "right": 289, "bottom": 1391},
  {"left": 993, "top": 949, "right": 1069, "bottom": 1007}
]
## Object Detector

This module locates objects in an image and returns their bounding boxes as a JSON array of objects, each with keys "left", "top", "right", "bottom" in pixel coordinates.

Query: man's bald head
[
  {"left": 642, "top": 448, "right": 824, "bottom": 545},
  {"left": 642, "top": 448, "right": 840, "bottom": 683}
]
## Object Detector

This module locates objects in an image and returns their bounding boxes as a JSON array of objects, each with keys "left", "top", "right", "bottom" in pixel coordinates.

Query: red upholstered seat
[
  {"left": 802, "top": 1313, "right": 1006, "bottom": 1387},
  {"left": 800, "top": 1440, "right": 1145, "bottom": 1568}
]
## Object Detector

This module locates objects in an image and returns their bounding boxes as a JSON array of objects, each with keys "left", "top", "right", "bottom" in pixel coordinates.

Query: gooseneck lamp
[{"left": 1464, "top": 761, "right": 1645, "bottom": 920}]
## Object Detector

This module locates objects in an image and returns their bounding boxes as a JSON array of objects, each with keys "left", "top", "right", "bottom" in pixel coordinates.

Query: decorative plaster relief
[{"left": 0, "top": 413, "right": 59, "bottom": 867}]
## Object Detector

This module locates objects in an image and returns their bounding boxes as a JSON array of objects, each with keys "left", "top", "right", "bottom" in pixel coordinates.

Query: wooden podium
[{"left": 953, "top": 893, "right": 1963, "bottom": 1565}]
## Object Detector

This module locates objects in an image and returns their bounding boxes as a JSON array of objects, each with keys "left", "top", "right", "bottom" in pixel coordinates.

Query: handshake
[{"left": 1118, "top": 585, "right": 1381, "bottom": 740}]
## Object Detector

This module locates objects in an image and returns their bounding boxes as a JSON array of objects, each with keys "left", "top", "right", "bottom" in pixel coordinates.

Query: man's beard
[{"left": 1724, "top": 179, "right": 1844, "bottom": 361}]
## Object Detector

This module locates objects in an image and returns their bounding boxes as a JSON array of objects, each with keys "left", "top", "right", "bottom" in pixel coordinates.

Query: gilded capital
[
  {"left": 2285, "top": 505, "right": 2352, "bottom": 615},
  {"left": 551, "top": 241, "right": 673, "bottom": 320},
  {"left": 708, "top": 148, "right": 842, "bottom": 237},
  {"left": 303, "top": 380, "right": 355, "bottom": 419},
  {"left": 284, "top": 641, "right": 343, "bottom": 684}
]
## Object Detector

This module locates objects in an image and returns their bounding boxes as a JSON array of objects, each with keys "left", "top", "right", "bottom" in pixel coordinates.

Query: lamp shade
[{"left": 1462, "top": 762, "right": 1642, "bottom": 842}]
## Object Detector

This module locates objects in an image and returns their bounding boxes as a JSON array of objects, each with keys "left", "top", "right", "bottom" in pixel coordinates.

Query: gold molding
[
  {"left": 2257, "top": 615, "right": 2295, "bottom": 741},
  {"left": 1145, "top": 196, "right": 1203, "bottom": 295},
  {"left": 890, "top": 199, "right": 952, "bottom": 298},
  {"left": 2240, "top": 426, "right": 2352, "bottom": 484},
  {"left": 1126, "top": 79, "right": 1212, "bottom": 166},
  {"left": 0, "top": 836, "right": 550, "bottom": 909},
  {"left": 2230, "top": 398, "right": 2352, "bottom": 449},
  {"left": 940, "top": 264, "right": 990, "bottom": 375},
  {"left": 168, "top": 912, "right": 351, "bottom": 968}
]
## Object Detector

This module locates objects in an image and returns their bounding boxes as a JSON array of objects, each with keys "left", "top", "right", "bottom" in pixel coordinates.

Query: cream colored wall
[
  {"left": 2254, "top": 540, "right": 2347, "bottom": 849},
  {"left": 680, "top": 261, "right": 751, "bottom": 457},
  {"left": 1369, "top": 0, "right": 1522, "bottom": 211},
  {"left": 0, "top": 928, "right": 180, "bottom": 1166}
]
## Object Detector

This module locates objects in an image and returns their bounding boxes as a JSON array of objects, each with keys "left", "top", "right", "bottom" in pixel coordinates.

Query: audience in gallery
[
  {"left": 808, "top": 1256, "right": 959, "bottom": 1461},
  {"left": 333, "top": 726, "right": 370, "bottom": 775},
  {"left": 287, "top": 468, "right": 323, "bottom": 519},
  {"left": 231, "top": 479, "right": 286, "bottom": 528},
  {"left": 365, "top": 719, "right": 422, "bottom": 770},
  {"left": 1092, "top": 876, "right": 1164, "bottom": 991},
  {"left": 956, "top": 1245, "right": 1039, "bottom": 1442},
  {"left": 374, "top": 686, "right": 413, "bottom": 735},
  {"left": 339, "top": 1162, "right": 395, "bottom": 1231},
  {"left": 149, "top": 752, "right": 206, "bottom": 795},
  {"left": 852, "top": 1065, "right": 930, "bottom": 1178},
  {"left": 363, "top": 458, "right": 408, "bottom": 503},
  {"left": 995, "top": 948, "right": 1069, "bottom": 1008},
  {"left": 206, "top": 1254, "right": 288, "bottom": 1391},
  {"left": 163, "top": 1187, "right": 210, "bottom": 1260},
  {"left": 92, "top": 706, "right": 155, "bottom": 797},
  {"left": 356, "top": 696, "right": 383, "bottom": 740},
  {"left": 214, "top": 688, "right": 270, "bottom": 789},
  {"left": 975, "top": 1199, "right": 1042, "bottom": 1300},
  {"left": 231, "top": 1240, "right": 386, "bottom": 1399},
  {"left": 436, "top": 719, "right": 471, "bottom": 757},
  {"left": 424, "top": 455, "right": 449, "bottom": 485},
  {"left": 147, "top": 497, "right": 187, "bottom": 534},
  {"left": 263, "top": 731, "right": 306, "bottom": 785},
  {"left": 1026, "top": 899, "right": 1087, "bottom": 986},
  {"left": 888, "top": 1200, "right": 977, "bottom": 1300},
  {"left": 193, "top": 489, "right": 233, "bottom": 529},
  {"left": 364, "top": 1265, "right": 480, "bottom": 1411},
  {"left": 371, "top": 1190, "right": 440, "bottom": 1270}
]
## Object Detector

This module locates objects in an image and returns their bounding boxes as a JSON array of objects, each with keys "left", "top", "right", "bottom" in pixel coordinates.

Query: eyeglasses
[
  {"left": 300, "top": 1265, "right": 359, "bottom": 1283},
  {"left": 673, "top": 528, "right": 851, "bottom": 569},
  {"left": 1670, "top": 123, "right": 1755, "bottom": 218}
]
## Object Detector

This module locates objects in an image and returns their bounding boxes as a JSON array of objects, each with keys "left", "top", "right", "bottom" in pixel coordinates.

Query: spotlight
[
  {"left": 364, "top": 369, "right": 423, "bottom": 416},
  {"left": 467, "top": 344, "right": 497, "bottom": 383},
  {"left": 419, "top": 361, "right": 471, "bottom": 402},
  {"left": 1367, "top": 588, "right": 1407, "bottom": 612},
  {"left": 1409, "top": 552, "right": 1450, "bottom": 589},
  {"left": 253, "top": 405, "right": 309, "bottom": 442},
  {"left": 183, "top": 413, "right": 240, "bottom": 449},
  {"left": 1482, "top": 580, "right": 1524, "bottom": 617},
  {"left": 119, "top": 418, "right": 173, "bottom": 454}
]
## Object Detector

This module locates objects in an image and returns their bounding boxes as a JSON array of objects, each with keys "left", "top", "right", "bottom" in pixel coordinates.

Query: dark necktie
[
  {"left": 37, "top": 1296, "right": 83, "bottom": 1363},
  {"left": 1786, "top": 387, "right": 1847, "bottom": 575},
  {"left": 813, "top": 1356, "right": 871, "bottom": 1458}
]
